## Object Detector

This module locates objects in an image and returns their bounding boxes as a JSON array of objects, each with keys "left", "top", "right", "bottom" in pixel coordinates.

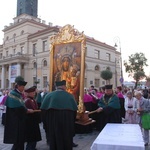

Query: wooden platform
[{"left": 75, "top": 119, "right": 96, "bottom": 134}]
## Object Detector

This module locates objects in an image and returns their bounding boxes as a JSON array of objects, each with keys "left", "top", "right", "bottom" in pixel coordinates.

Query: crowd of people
[
  {"left": 0, "top": 75, "right": 150, "bottom": 149},
  {"left": 83, "top": 84, "right": 150, "bottom": 146}
]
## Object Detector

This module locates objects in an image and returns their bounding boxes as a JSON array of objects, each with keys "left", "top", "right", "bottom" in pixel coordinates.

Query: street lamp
[
  {"left": 115, "top": 58, "right": 118, "bottom": 87},
  {"left": 114, "top": 37, "right": 124, "bottom": 86}
]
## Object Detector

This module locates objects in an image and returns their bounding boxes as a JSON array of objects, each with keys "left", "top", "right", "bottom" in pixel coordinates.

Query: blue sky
[{"left": 0, "top": 0, "right": 150, "bottom": 81}]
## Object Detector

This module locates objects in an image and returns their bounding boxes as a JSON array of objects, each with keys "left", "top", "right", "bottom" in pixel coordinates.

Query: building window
[
  {"left": 43, "top": 60, "right": 47, "bottom": 67},
  {"left": 33, "top": 77, "right": 36, "bottom": 85},
  {"left": 13, "top": 33, "right": 16, "bottom": 38},
  {"left": 43, "top": 41, "right": 47, "bottom": 51},
  {"left": 13, "top": 33, "right": 16, "bottom": 42},
  {"left": 20, "top": 9, "right": 22, "bottom": 15},
  {"left": 94, "top": 50, "right": 100, "bottom": 59},
  {"left": 106, "top": 66, "right": 110, "bottom": 70},
  {"left": 95, "top": 65, "right": 99, "bottom": 71},
  {"left": 31, "top": 8, "right": 33, "bottom": 15},
  {"left": 21, "top": 30, "right": 24, "bottom": 35},
  {"left": 33, "top": 43, "right": 37, "bottom": 56},
  {"left": 0, "top": 53, "right": 2, "bottom": 59},
  {"left": 106, "top": 53, "right": 110, "bottom": 61},
  {"left": 13, "top": 49, "right": 16, "bottom": 54},
  {"left": 6, "top": 51, "right": 8, "bottom": 57},
  {"left": 6, "top": 36, "right": 9, "bottom": 40},
  {"left": 43, "top": 76, "right": 47, "bottom": 87},
  {"left": 21, "top": 46, "right": 24, "bottom": 54},
  {"left": 95, "top": 79, "right": 100, "bottom": 87},
  {"left": 22, "top": 64, "right": 24, "bottom": 69},
  {"left": 33, "top": 62, "right": 37, "bottom": 68},
  {"left": 102, "top": 81, "right": 105, "bottom": 85}
]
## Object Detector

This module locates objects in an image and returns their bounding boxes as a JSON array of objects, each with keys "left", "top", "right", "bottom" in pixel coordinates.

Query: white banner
[{"left": 11, "top": 65, "right": 17, "bottom": 83}]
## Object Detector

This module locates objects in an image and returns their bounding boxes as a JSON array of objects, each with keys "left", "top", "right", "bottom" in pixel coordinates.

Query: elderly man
[
  {"left": 41, "top": 80, "right": 78, "bottom": 150},
  {"left": 134, "top": 91, "right": 150, "bottom": 146},
  {"left": 96, "top": 84, "right": 121, "bottom": 131}
]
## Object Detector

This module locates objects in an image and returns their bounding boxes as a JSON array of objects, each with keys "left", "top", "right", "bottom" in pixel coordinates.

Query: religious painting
[
  {"left": 50, "top": 24, "right": 86, "bottom": 108},
  {"left": 53, "top": 42, "right": 81, "bottom": 101}
]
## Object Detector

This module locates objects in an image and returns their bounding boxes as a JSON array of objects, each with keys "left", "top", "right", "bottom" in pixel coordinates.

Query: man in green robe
[
  {"left": 96, "top": 84, "right": 121, "bottom": 131},
  {"left": 3, "top": 76, "right": 34, "bottom": 150},
  {"left": 41, "top": 80, "right": 78, "bottom": 150}
]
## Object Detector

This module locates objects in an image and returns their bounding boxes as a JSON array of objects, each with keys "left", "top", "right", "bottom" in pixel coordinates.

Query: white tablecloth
[{"left": 91, "top": 123, "right": 144, "bottom": 150}]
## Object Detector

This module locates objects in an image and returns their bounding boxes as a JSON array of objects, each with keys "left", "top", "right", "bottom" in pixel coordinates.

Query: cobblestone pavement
[{"left": 0, "top": 118, "right": 99, "bottom": 150}]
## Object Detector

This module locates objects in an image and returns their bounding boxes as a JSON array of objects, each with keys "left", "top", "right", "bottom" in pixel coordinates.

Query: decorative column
[
  {"left": 17, "top": 63, "right": 21, "bottom": 76},
  {"left": 9, "top": 64, "right": 11, "bottom": 88},
  {"left": 1, "top": 65, "right": 5, "bottom": 89}
]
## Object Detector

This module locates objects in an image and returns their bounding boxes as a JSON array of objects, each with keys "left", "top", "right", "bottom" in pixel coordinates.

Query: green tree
[
  {"left": 101, "top": 67, "right": 113, "bottom": 84},
  {"left": 124, "top": 52, "right": 148, "bottom": 89}
]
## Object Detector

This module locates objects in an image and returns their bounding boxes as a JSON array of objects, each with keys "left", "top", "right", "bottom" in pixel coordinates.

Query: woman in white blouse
[{"left": 124, "top": 91, "right": 137, "bottom": 124}]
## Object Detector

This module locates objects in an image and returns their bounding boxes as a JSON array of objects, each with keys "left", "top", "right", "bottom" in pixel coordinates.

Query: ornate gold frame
[{"left": 49, "top": 24, "right": 86, "bottom": 113}]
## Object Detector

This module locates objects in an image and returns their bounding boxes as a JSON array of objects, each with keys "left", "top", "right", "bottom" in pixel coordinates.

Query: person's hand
[
  {"left": 96, "top": 107, "right": 103, "bottom": 113},
  {"left": 27, "top": 109, "right": 34, "bottom": 113}
]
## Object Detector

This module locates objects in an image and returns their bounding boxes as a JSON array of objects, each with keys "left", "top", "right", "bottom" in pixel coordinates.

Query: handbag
[{"left": 142, "top": 113, "right": 150, "bottom": 129}]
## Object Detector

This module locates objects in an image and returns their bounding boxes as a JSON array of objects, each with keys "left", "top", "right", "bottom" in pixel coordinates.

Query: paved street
[
  {"left": 0, "top": 118, "right": 99, "bottom": 150},
  {"left": 1, "top": 117, "right": 150, "bottom": 150}
]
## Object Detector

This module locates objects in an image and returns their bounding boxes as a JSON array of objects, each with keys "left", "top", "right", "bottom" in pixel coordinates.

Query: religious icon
[
  {"left": 50, "top": 24, "right": 86, "bottom": 113},
  {"left": 53, "top": 43, "right": 81, "bottom": 101}
]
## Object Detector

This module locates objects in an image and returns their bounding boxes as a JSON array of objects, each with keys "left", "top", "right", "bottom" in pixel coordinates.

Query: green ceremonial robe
[
  {"left": 96, "top": 94, "right": 121, "bottom": 131},
  {"left": 41, "top": 89, "right": 78, "bottom": 150},
  {"left": 4, "top": 89, "right": 27, "bottom": 144}
]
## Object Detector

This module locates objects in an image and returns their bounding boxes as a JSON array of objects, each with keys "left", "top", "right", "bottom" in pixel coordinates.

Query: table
[{"left": 91, "top": 123, "right": 144, "bottom": 150}]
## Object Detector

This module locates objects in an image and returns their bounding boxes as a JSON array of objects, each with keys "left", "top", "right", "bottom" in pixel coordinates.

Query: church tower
[{"left": 17, "top": 0, "right": 38, "bottom": 17}]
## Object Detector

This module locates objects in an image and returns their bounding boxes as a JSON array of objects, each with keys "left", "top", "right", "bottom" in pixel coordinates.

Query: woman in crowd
[{"left": 124, "top": 91, "right": 136, "bottom": 124}]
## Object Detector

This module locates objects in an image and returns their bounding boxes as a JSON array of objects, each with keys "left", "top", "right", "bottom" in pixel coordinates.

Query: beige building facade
[{"left": 0, "top": 14, "right": 121, "bottom": 90}]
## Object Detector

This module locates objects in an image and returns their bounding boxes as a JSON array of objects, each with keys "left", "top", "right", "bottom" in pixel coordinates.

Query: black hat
[
  {"left": 55, "top": 80, "right": 66, "bottom": 86},
  {"left": 105, "top": 84, "right": 113, "bottom": 89},
  {"left": 25, "top": 86, "right": 37, "bottom": 93},
  {"left": 15, "top": 76, "right": 27, "bottom": 86}
]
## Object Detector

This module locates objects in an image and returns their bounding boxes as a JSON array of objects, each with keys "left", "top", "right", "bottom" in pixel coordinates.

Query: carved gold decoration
[
  {"left": 49, "top": 24, "right": 86, "bottom": 113},
  {"left": 50, "top": 24, "right": 85, "bottom": 44}
]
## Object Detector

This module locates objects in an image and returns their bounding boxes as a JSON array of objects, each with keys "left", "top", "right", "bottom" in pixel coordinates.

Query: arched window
[
  {"left": 95, "top": 65, "right": 99, "bottom": 71},
  {"left": 43, "top": 60, "right": 47, "bottom": 67}
]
